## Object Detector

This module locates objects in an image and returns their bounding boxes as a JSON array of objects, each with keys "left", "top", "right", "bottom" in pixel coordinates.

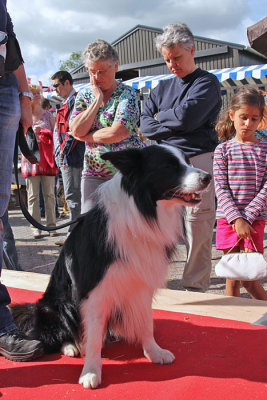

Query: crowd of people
[{"left": 0, "top": 0, "right": 266, "bottom": 363}]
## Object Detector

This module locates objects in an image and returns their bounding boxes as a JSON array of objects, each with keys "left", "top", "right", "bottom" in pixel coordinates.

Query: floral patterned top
[{"left": 69, "top": 82, "right": 145, "bottom": 178}]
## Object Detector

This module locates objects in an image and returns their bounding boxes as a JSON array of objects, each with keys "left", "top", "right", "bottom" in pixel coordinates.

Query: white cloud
[{"left": 6, "top": 0, "right": 264, "bottom": 85}]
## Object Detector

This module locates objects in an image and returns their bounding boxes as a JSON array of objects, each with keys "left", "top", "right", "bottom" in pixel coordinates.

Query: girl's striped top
[{"left": 213, "top": 138, "right": 267, "bottom": 224}]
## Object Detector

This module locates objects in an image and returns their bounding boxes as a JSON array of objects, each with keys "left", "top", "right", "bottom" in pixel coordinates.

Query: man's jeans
[
  {"left": 59, "top": 160, "right": 82, "bottom": 234},
  {"left": 0, "top": 73, "right": 20, "bottom": 335},
  {"left": 2, "top": 208, "right": 20, "bottom": 270}
]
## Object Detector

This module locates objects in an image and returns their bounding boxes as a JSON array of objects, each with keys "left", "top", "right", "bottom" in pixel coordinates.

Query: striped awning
[
  {"left": 123, "top": 74, "right": 175, "bottom": 90},
  {"left": 210, "top": 64, "right": 267, "bottom": 81},
  {"left": 123, "top": 64, "right": 267, "bottom": 89},
  {"left": 43, "top": 64, "right": 267, "bottom": 100}
]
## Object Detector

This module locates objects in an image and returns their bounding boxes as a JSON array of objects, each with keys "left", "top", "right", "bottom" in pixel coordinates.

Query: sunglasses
[{"left": 52, "top": 82, "right": 62, "bottom": 88}]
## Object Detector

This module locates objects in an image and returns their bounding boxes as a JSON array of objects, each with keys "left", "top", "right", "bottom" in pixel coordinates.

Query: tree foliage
[{"left": 59, "top": 51, "right": 82, "bottom": 72}]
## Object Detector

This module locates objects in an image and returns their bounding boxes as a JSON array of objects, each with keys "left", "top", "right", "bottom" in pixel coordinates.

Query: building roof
[
  {"left": 71, "top": 24, "right": 266, "bottom": 82},
  {"left": 112, "top": 24, "right": 266, "bottom": 57}
]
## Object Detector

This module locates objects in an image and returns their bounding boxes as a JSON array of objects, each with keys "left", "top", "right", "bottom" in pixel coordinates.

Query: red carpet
[{"left": 1, "top": 287, "right": 267, "bottom": 400}]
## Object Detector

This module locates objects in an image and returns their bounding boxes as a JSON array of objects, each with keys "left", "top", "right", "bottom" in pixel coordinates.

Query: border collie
[{"left": 11, "top": 144, "right": 211, "bottom": 389}]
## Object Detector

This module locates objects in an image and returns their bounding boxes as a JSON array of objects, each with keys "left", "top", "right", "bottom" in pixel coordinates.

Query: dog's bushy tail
[{"left": 10, "top": 300, "right": 80, "bottom": 354}]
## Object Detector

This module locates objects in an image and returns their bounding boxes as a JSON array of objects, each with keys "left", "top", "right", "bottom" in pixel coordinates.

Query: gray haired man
[{"left": 140, "top": 23, "right": 222, "bottom": 292}]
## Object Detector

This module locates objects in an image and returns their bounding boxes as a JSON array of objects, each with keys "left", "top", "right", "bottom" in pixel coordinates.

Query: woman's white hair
[
  {"left": 82, "top": 39, "right": 119, "bottom": 65},
  {"left": 155, "top": 23, "right": 194, "bottom": 52}
]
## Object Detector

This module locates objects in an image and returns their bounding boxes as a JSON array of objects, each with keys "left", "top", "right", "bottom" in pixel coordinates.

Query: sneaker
[{"left": 0, "top": 329, "right": 43, "bottom": 362}]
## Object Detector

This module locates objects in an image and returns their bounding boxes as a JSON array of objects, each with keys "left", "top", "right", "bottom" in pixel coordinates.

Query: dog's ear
[{"left": 101, "top": 148, "right": 143, "bottom": 176}]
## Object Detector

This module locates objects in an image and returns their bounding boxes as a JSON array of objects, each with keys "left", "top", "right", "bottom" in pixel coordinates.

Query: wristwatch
[{"left": 19, "top": 91, "right": 33, "bottom": 100}]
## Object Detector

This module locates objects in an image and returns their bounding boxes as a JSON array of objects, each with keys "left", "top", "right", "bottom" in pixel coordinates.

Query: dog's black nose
[{"left": 201, "top": 173, "right": 212, "bottom": 185}]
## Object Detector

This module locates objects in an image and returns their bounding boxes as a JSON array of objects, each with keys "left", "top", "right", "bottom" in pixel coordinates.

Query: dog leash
[{"left": 13, "top": 126, "right": 87, "bottom": 232}]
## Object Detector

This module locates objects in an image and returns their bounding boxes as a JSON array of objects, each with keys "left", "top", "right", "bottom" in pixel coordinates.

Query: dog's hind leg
[
  {"left": 61, "top": 342, "right": 80, "bottom": 357},
  {"left": 143, "top": 336, "right": 175, "bottom": 364}
]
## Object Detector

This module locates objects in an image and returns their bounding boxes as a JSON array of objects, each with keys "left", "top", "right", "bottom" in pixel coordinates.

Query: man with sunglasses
[{"left": 51, "top": 71, "right": 85, "bottom": 246}]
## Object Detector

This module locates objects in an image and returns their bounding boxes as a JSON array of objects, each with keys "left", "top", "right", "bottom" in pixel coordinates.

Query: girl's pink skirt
[{"left": 216, "top": 218, "right": 265, "bottom": 253}]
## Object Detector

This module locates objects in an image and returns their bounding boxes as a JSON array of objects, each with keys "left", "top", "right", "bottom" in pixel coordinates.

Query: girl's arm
[
  {"left": 243, "top": 179, "right": 267, "bottom": 224},
  {"left": 213, "top": 145, "right": 243, "bottom": 223},
  {"left": 243, "top": 145, "right": 267, "bottom": 224}
]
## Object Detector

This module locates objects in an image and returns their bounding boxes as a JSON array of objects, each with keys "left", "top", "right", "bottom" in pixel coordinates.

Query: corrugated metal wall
[
  {"left": 113, "top": 27, "right": 266, "bottom": 75},
  {"left": 239, "top": 51, "right": 267, "bottom": 66},
  {"left": 140, "top": 65, "right": 169, "bottom": 76},
  {"left": 114, "top": 31, "right": 240, "bottom": 72},
  {"left": 114, "top": 29, "right": 160, "bottom": 65}
]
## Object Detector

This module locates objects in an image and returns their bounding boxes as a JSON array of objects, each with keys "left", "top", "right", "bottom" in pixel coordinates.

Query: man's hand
[
  {"left": 0, "top": 32, "right": 8, "bottom": 78},
  {"left": 19, "top": 96, "right": 33, "bottom": 133},
  {"left": 13, "top": 64, "right": 33, "bottom": 132}
]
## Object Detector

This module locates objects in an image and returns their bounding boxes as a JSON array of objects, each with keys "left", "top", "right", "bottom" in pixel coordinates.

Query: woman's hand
[
  {"left": 90, "top": 75, "right": 103, "bottom": 105},
  {"left": 70, "top": 76, "right": 103, "bottom": 139},
  {"left": 232, "top": 218, "right": 256, "bottom": 240}
]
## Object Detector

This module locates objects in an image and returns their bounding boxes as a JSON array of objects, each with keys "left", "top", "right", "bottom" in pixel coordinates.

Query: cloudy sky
[{"left": 7, "top": 0, "right": 266, "bottom": 86}]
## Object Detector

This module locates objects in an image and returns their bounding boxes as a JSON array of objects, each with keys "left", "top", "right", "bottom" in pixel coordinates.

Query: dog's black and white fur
[{"left": 11, "top": 144, "right": 211, "bottom": 389}]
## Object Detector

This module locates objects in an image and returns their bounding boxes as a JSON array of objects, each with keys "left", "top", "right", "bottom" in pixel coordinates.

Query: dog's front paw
[
  {"left": 144, "top": 347, "right": 175, "bottom": 364},
  {"left": 79, "top": 371, "right": 101, "bottom": 389},
  {"left": 61, "top": 342, "right": 80, "bottom": 357}
]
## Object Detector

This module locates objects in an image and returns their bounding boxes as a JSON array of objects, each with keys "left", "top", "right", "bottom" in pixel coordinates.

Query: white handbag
[{"left": 215, "top": 238, "right": 267, "bottom": 281}]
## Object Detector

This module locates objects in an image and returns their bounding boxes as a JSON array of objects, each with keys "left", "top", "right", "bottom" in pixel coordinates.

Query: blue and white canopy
[
  {"left": 123, "top": 74, "right": 174, "bottom": 90},
  {"left": 43, "top": 64, "right": 267, "bottom": 101},
  {"left": 124, "top": 64, "right": 267, "bottom": 89},
  {"left": 210, "top": 64, "right": 267, "bottom": 82}
]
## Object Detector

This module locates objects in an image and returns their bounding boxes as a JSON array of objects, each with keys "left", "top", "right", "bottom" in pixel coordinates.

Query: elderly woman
[{"left": 69, "top": 39, "right": 144, "bottom": 213}]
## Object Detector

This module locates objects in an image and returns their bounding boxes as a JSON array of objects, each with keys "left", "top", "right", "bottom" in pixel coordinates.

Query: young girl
[{"left": 214, "top": 86, "right": 267, "bottom": 300}]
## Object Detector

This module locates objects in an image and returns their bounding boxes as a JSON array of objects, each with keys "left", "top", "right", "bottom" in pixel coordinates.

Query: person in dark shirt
[
  {"left": 0, "top": 0, "right": 43, "bottom": 361},
  {"left": 52, "top": 70, "right": 85, "bottom": 247},
  {"left": 140, "top": 23, "right": 222, "bottom": 292}
]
